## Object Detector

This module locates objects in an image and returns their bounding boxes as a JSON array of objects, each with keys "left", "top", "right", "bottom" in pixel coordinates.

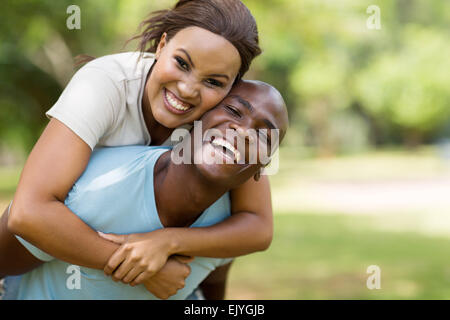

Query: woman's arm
[
  {"left": 0, "top": 206, "right": 43, "bottom": 277},
  {"left": 6, "top": 119, "right": 192, "bottom": 299},
  {"left": 168, "top": 175, "right": 273, "bottom": 257},
  {"left": 199, "top": 261, "right": 233, "bottom": 300},
  {"left": 102, "top": 175, "right": 273, "bottom": 284},
  {"left": 7, "top": 118, "right": 120, "bottom": 269}
]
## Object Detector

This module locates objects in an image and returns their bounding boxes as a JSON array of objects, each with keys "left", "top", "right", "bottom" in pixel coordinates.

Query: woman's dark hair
[{"left": 128, "top": 0, "right": 261, "bottom": 80}]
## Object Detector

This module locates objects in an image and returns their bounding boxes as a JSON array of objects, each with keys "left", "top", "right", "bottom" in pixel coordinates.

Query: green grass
[
  {"left": 0, "top": 166, "right": 21, "bottom": 193},
  {"left": 0, "top": 166, "right": 21, "bottom": 208},
  {"left": 2, "top": 148, "right": 450, "bottom": 299},
  {"left": 227, "top": 213, "right": 450, "bottom": 299},
  {"left": 270, "top": 145, "right": 447, "bottom": 189}
]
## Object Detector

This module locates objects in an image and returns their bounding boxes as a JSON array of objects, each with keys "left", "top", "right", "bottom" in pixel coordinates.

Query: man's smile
[{"left": 208, "top": 136, "right": 242, "bottom": 163}]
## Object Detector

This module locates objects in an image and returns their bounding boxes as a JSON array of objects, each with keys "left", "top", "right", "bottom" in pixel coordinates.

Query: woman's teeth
[
  {"left": 165, "top": 90, "right": 190, "bottom": 111},
  {"left": 211, "top": 137, "right": 241, "bottom": 163}
]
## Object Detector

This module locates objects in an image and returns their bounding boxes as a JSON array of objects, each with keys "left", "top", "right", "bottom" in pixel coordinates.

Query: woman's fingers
[
  {"left": 121, "top": 266, "right": 144, "bottom": 284},
  {"left": 98, "top": 231, "right": 128, "bottom": 244},
  {"left": 131, "top": 272, "right": 149, "bottom": 286},
  {"left": 111, "top": 256, "right": 135, "bottom": 281},
  {"left": 103, "top": 246, "right": 127, "bottom": 275},
  {"left": 173, "top": 255, "right": 194, "bottom": 264}
]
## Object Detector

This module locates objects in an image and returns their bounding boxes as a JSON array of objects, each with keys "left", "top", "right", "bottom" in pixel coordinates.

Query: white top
[{"left": 46, "top": 52, "right": 187, "bottom": 150}]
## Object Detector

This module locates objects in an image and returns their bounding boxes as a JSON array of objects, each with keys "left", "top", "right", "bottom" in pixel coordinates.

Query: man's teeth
[
  {"left": 211, "top": 138, "right": 241, "bottom": 162},
  {"left": 166, "top": 91, "right": 190, "bottom": 111}
]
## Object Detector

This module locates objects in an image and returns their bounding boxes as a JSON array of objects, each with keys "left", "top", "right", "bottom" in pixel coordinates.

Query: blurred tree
[
  {"left": 1, "top": 0, "right": 449, "bottom": 154},
  {"left": 354, "top": 26, "right": 450, "bottom": 147},
  {"left": 0, "top": 0, "right": 166, "bottom": 151}
]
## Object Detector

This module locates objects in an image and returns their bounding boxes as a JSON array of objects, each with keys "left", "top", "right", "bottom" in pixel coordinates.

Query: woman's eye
[
  {"left": 175, "top": 56, "right": 189, "bottom": 71},
  {"left": 225, "top": 105, "right": 242, "bottom": 118},
  {"left": 205, "top": 78, "right": 224, "bottom": 88}
]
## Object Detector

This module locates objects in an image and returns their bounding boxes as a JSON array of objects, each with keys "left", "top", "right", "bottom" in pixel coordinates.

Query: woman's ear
[{"left": 155, "top": 33, "right": 168, "bottom": 59}]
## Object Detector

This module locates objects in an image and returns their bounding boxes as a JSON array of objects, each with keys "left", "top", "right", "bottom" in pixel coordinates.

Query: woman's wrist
[{"left": 162, "top": 228, "right": 184, "bottom": 256}]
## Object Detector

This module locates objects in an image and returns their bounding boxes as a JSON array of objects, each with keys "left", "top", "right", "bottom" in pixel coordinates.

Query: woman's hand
[
  {"left": 143, "top": 255, "right": 193, "bottom": 299},
  {"left": 99, "top": 229, "right": 178, "bottom": 285}
]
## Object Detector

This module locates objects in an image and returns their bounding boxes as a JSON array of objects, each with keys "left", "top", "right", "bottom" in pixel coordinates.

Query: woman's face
[{"left": 146, "top": 26, "right": 242, "bottom": 129}]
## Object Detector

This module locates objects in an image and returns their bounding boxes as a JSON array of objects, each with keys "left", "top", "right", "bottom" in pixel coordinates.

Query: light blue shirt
[{"left": 15, "top": 145, "right": 231, "bottom": 299}]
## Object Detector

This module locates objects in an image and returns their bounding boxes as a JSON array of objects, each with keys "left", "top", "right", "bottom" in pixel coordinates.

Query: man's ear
[
  {"left": 253, "top": 169, "right": 261, "bottom": 182},
  {"left": 155, "top": 33, "right": 168, "bottom": 60},
  {"left": 253, "top": 159, "right": 272, "bottom": 181}
]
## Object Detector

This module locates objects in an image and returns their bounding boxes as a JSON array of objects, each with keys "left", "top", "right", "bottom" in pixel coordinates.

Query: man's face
[{"left": 192, "top": 80, "right": 288, "bottom": 187}]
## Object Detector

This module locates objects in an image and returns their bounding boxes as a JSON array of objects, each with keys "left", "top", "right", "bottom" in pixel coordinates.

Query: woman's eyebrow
[
  {"left": 177, "top": 48, "right": 195, "bottom": 67},
  {"left": 177, "top": 48, "right": 230, "bottom": 80},
  {"left": 207, "top": 73, "right": 230, "bottom": 80}
]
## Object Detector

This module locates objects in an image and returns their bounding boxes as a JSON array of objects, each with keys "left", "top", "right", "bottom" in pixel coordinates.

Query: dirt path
[{"left": 272, "top": 176, "right": 450, "bottom": 236}]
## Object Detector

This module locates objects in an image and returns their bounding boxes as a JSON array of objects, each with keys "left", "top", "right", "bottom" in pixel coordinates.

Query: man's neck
[{"left": 153, "top": 151, "right": 228, "bottom": 228}]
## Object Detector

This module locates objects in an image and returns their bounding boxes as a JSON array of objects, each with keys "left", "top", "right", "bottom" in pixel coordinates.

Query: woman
[{"left": 6, "top": 0, "right": 273, "bottom": 296}]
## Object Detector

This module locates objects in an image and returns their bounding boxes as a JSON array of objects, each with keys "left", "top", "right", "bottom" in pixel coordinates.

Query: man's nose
[{"left": 230, "top": 123, "right": 256, "bottom": 144}]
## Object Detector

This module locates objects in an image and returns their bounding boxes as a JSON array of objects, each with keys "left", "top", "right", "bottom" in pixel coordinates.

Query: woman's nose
[{"left": 177, "top": 79, "right": 199, "bottom": 100}]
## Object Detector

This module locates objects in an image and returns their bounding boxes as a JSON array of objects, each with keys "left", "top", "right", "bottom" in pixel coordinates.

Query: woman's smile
[
  {"left": 163, "top": 88, "right": 194, "bottom": 114},
  {"left": 144, "top": 26, "right": 241, "bottom": 129}
]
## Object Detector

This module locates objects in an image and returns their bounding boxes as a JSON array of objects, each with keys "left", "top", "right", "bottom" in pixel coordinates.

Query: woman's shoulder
[{"left": 83, "top": 52, "right": 156, "bottom": 83}]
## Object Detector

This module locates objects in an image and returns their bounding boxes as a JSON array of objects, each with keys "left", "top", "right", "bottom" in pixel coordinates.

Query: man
[{"left": 0, "top": 80, "right": 288, "bottom": 299}]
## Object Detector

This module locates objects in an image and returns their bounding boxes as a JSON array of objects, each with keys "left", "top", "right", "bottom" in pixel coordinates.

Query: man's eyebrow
[
  {"left": 229, "top": 94, "right": 278, "bottom": 131},
  {"left": 263, "top": 119, "right": 277, "bottom": 131},
  {"left": 229, "top": 95, "right": 253, "bottom": 112}
]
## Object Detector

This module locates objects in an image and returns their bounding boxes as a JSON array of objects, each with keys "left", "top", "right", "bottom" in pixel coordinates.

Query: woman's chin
[
  {"left": 152, "top": 108, "right": 183, "bottom": 129},
  {"left": 151, "top": 95, "right": 195, "bottom": 129}
]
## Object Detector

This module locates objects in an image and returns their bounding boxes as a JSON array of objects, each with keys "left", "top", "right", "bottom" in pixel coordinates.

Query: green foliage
[
  {"left": 355, "top": 26, "right": 450, "bottom": 136},
  {"left": 246, "top": 0, "right": 450, "bottom": 151},
  {"left": 1, "top": 0, "right": 449, "bottom": 153}
]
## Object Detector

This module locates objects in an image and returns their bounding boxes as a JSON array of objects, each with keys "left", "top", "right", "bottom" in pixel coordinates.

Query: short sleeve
[
  {"left": 15, "top": 236, "right": 54, "bottom": 262},
  {"left": 46, "top": 66, "right": 124, "bottom": 150},
  {"left": 218, "top": 258, "right": 234, "bottom": 267}
]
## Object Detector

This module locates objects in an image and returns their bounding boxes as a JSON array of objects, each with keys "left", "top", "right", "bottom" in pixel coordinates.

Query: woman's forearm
[
  {"left": 166, "top": 211, "right": 272, "bottom": 258},
  {"left": 166, "top": 176, "right": 274, "bottom": 258},
  {"left": 0, "top": 206, "right": 43, "bottom": 277},
  {"left": 199, "top": 261, "right": 233, "bottom": 300},
  {"left": 6, "top": 119, "right": 118, "bottom": 270},
  {"left": 8, "top": 199, "right": 119, "bottom": 270}
]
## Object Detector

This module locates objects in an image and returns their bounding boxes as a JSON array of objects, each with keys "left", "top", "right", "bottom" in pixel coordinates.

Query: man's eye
[
  {"left": 175, "top": 56, "right": 189, "bottom": 70},
  {"left": 258, "top": 130, "right": 271, "bottom": 144},
  {"left": 205, "top": 78, "right": 224, "bottom": 88},
  {"left": 225, "top": 105, "right": 242, "bottom": 118}
]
